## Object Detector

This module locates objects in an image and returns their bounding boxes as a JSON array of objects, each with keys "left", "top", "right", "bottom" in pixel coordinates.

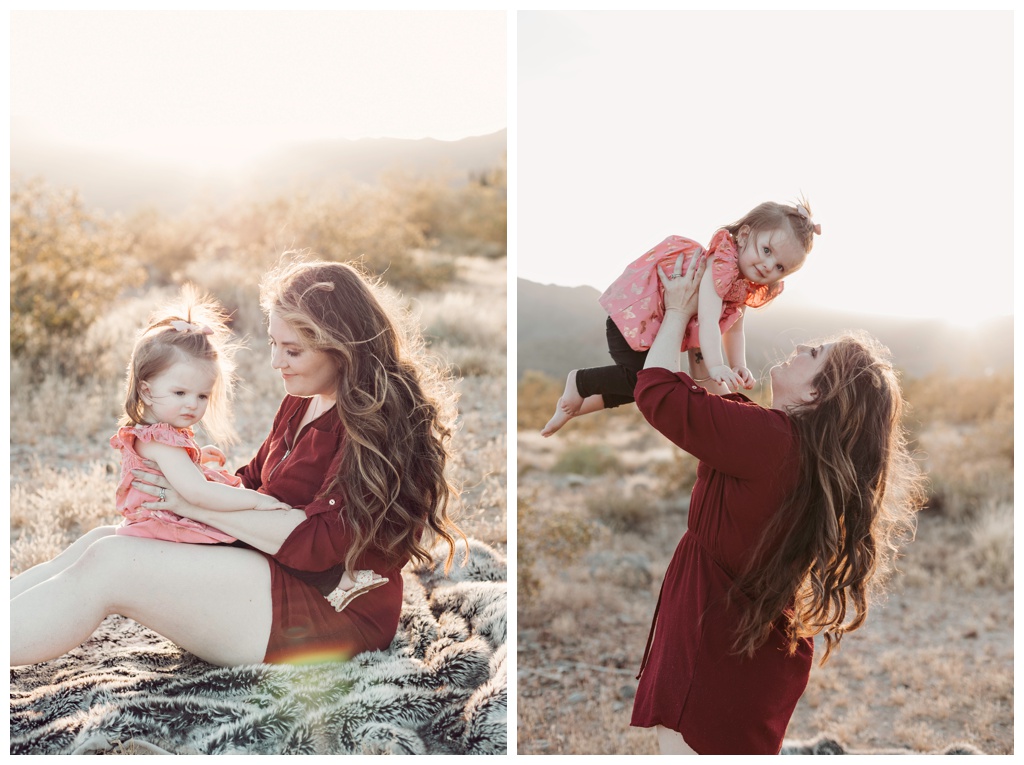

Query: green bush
[
  {"left": 552, "top": 444, "right": 623, "bottom": 476},
  {"left": 586, "top": 489, "right": 652, "bottom": 534},
  {"left": 653, "top": 450, "right": 700, "bottom": 499}
]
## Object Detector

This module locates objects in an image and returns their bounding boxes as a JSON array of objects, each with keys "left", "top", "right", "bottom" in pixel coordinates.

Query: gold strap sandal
[{"left": 326, "top": 570, "right": 389, "bottom": 612}]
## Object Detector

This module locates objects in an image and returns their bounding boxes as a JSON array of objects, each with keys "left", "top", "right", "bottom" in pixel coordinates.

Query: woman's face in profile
[
  {"left": 770, "top": 343, "right": 831, "bottom": 407},
  {"left": 267, "top": 310, "right": 339, "bottom": 399}
]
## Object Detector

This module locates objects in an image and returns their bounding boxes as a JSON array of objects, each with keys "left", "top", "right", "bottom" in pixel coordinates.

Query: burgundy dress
[
  {"left": 235, "top": 395, "right": 405, "bottom": 664},
  {"left": 629, "top": 368, "right": 814, "bottom": 754}
]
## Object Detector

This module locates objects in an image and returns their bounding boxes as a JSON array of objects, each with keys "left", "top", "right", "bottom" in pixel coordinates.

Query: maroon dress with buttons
[
  {"left": 234, "top": 395, "right": 404, "bottom": 664},
  {"left": 629, "top": 367, "right": 814, "bottom": 754}
]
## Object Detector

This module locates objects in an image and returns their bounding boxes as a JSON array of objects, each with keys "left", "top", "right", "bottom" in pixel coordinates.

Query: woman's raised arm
[{"left": 643, "top": 251, "right": 705, "bottom": 372}]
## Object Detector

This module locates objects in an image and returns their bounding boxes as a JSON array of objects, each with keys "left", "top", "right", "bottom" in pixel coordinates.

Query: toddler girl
[
  {"left": 112, "top": 287, "right": 289, "bottom": 542},
  {"left": 542, "top": 200, "right": 820, "bottom": 436}
]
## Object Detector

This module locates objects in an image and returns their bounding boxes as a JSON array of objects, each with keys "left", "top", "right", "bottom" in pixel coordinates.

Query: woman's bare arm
[{"left": 644, "top": 252, "right": 706, "bottom": 372}]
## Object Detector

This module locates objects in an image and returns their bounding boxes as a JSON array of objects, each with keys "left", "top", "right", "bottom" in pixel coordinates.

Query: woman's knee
[{"left": 71, "top": 533, "right": 143, "bottom": 587}]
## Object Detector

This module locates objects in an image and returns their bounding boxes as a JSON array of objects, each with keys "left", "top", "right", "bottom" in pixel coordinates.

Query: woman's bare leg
[
  {"left": 541, "top": 392, "right": 605, "bottom": 437},
  {"left": 657, "top": 725, "right": 698, "bottom": 754},
  {"left": 10, "top": 525, "right": 118, "bottom": 600},
  {"left": 10, "top": 534, "right": 272, "bottom": 667}
]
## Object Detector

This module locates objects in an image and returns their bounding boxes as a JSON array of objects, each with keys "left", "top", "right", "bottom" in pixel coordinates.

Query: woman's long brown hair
[
  {"left": 261, "top": 257, "right": 465, "bottom": 573},
  {"left": 732, "top": 332, "right": 925, "bottom": 663}
]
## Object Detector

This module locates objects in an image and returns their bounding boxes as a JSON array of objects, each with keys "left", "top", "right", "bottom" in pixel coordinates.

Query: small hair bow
[
  {"left": 170, "top": 320, "right": 214, "bottom": 335},
  {"left": 796, "top": 204, "right": 822, "bottom": 236}
]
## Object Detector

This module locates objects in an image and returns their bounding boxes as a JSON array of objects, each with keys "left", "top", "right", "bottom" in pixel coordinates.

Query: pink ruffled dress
[
  {"left": 111, "top": 422, "right": 240, "bottom": 544},
  {"left": 599, "top": 230, "right": 784, "bottom": 352}
]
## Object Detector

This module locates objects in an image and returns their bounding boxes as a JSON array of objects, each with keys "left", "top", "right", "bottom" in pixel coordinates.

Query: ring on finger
[{"left": 158, "top": 488, "right": 167, "bottom": 502}]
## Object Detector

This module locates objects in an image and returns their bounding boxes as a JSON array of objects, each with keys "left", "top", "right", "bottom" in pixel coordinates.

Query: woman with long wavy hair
[
  {"left": 11, "top": 257, "right": 464, "bottom": 666},
  {"left": 628, "top": 253, "right": 924, "bottom": 754}
]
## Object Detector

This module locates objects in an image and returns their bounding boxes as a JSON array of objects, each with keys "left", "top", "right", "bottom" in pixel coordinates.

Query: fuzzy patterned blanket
[
  {"left": 782, "top": 736, "right": 984, "bottom": 755},
  {"left": 10, "top": 539, "right": 506, "bottom": 755}
]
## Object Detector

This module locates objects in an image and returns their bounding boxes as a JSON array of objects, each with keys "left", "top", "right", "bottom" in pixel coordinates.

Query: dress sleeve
[
  {"left": 635, "top": 367, "right": 795, "bottom": 480},
  {"left": 270, "top": 446, "right": 393, "bottom": 573},
  {"left": 116, "top": 423, "right": 201, "bottom": 462},
  {"left": 272, "top": 493, "right": 394, "bottom": 574},
  {"left": 707, "top": 230, "right": 742, "bottom": 300}
]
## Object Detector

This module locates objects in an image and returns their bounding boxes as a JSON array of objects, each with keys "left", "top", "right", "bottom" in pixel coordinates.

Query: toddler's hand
[
  {"left": 733, "top": 366, "right": 756, "bottom": 390},
  {"left": 708, "top": 364, "right": 742, "bottom": 390},
  {"left": 200, "top": 445, "right": 227, "bottom": 467}
]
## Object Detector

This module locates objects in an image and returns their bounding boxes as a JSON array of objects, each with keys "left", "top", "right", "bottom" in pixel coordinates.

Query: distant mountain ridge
[
  {"left": 10, "top": 127, "right": 507, "bottom": 216},
  {"left": 517, "top": 278, "right": 1012, "bottom": 381}
]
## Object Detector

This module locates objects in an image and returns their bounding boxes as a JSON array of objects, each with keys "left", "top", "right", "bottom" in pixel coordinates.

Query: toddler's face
[
  {"left": 735, "top": 226, "right": 806, "bottom": 287},
  {"left": 141, "top": 360, "right": 217, "bottom": 429}
]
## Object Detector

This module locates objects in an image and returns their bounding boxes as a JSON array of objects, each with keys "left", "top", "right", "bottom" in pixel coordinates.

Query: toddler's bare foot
[
  {"left": 541, "top": 403, "right": 573, "bottom": 437},
  {"left": 558, "top": 370, "right": 584, "bottom": 415}
]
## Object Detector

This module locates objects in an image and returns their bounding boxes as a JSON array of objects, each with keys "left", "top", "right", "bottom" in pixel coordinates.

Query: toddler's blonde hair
[
  {"left": 121, "top": 284, "right": 239, "bottom": 445},
  {"left": 722, "top": 197, "right": 820, "bottom": 255}
]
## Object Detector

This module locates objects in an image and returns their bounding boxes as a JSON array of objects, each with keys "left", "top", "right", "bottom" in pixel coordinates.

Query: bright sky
[
  {"left": 517, "top": 11, "right": 1013, "bottom": 324},
  {"left": 10, "top": 11, "right": 506, "bottom": 170}
]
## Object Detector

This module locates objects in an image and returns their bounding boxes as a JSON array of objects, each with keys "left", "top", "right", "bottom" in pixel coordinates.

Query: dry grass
[{"left": 516, "top": 369, "right": 1014, "bottom": 754}]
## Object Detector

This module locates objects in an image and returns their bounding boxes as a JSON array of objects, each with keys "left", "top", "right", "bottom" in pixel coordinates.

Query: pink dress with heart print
[
  {"left": 599, "top": 230, "right": 785, "bottom": 352},
  {"left": 111, "top": 422, "right": 240, "bottom": 544}
]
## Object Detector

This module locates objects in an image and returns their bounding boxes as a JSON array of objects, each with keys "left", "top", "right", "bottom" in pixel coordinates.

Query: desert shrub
[
  {"left": 517, "top": 494, "right": 597, "bottom": 600},
  {"left": 440, "top": 346, "right": 506, "bottom": 379},
  {"left": 552, "top": 444, "right": 624, "bottom": 476},
  {"left": 10, "top": 178, "right": 144, "bottom": 366},
  {"left": 902, "top": 371, "right": 1013, "bottom": 521},
  {"left": 517, "top": 371, "right": 563, "bottom": 430},
  {"left": 437, "top": 161, "right": 507, "bottom": 258},
  {"left": 516, "top": 369, "right": 649, "bottom": 436},
  {"left": 915, "top": 413, "right": 1012, "bottom": 522},
  {"left": 904, "top": 371, "right": 1013, "bottom": 429},
  {"left": 586, "top": 489, "right": 653, "bottom": 534},
  {"left": 182, "top": 253, "right": 267, "bottom": 341},
  {"left": 967, "top": 502, "right": 1013, "bottom": 589},
  {"left": 418, "top": 289, "right": 506, "bottom": 352},
  {"left": 125, "top": 206, "right": 202, "bottom": 285},
  {"left": 652, "top": 449, "right": 700, "bottom": 499},
  {"left": 10, "top": 356, "right": 121, "bottom": 443}
]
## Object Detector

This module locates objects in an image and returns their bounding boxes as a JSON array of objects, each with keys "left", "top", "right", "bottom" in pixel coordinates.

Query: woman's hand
[
  {"left": 657, "top": 249, "right": 706, "bottom": 316},
  {"left": 133, "top": 469, "right": 289, "bottom": 514},
  {"left": 131, "top": 469, "right": 202, "bottom": 519},
  {"left": 645, "top": 252, "right": 707, "bottom": 373}
]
